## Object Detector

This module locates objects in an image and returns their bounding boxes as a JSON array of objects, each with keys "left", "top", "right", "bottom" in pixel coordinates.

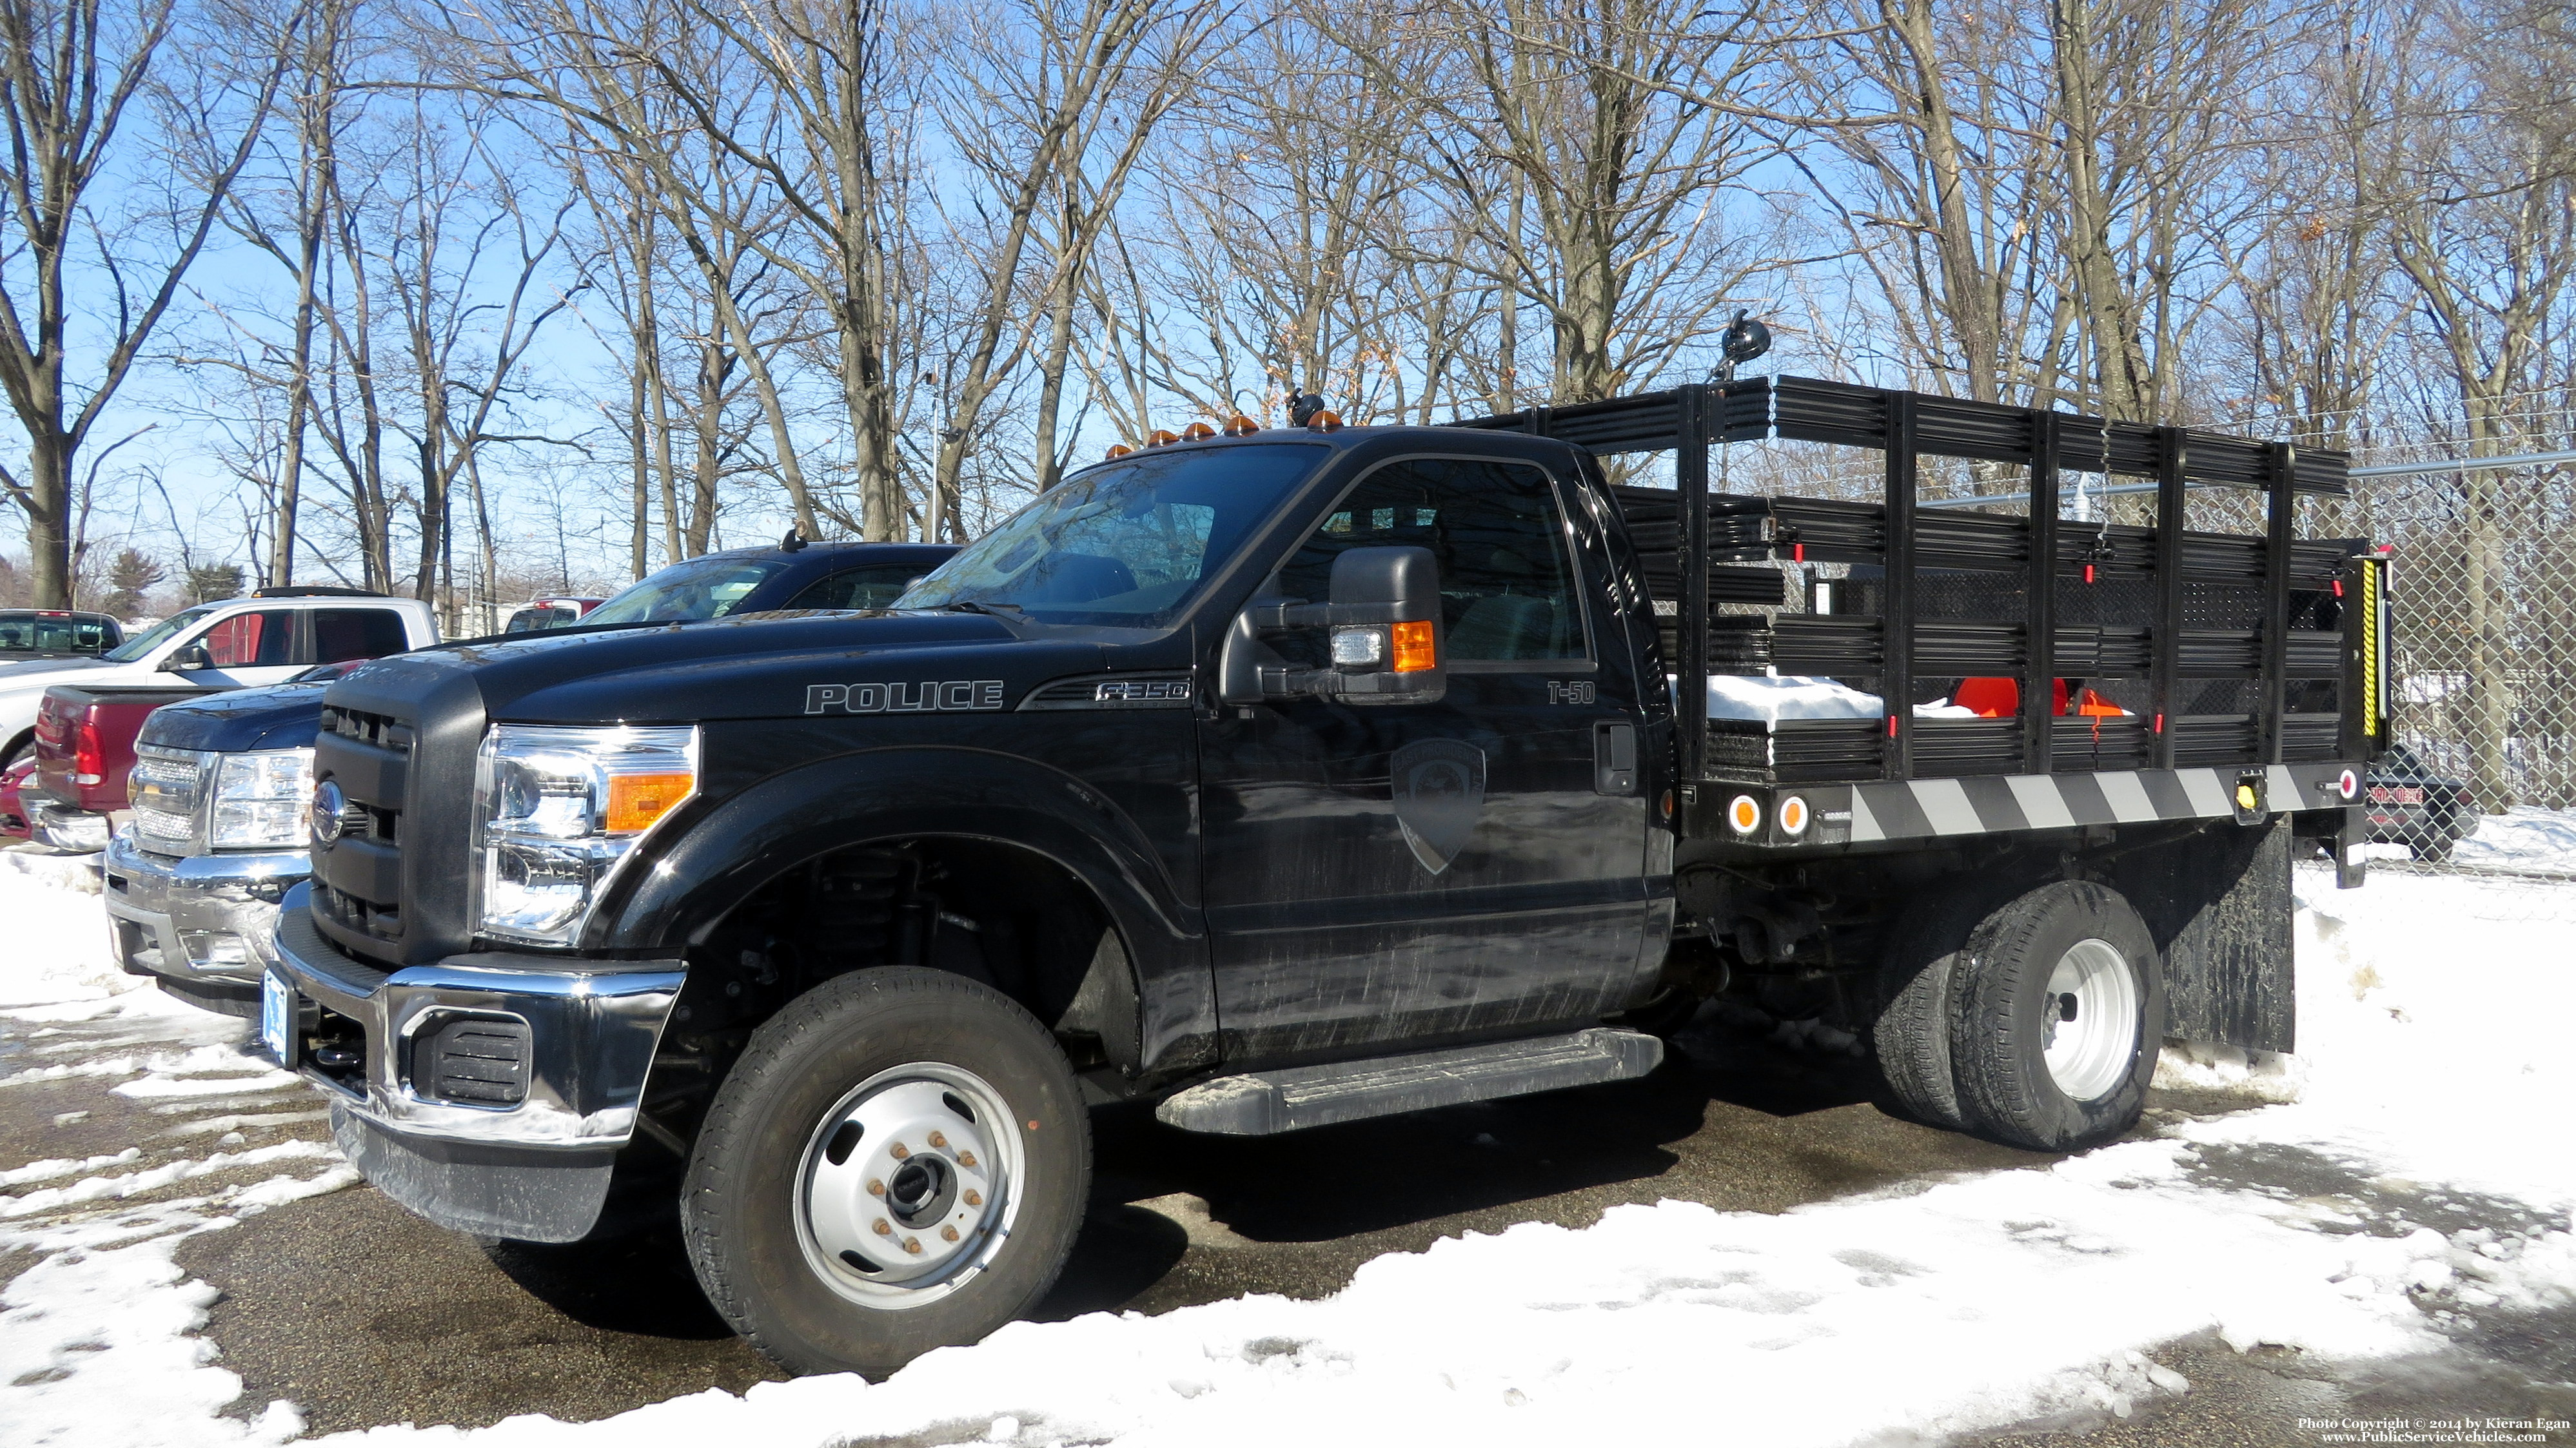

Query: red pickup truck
[{"left": 9, "top": 684, "right": 215, "bottom": 848}]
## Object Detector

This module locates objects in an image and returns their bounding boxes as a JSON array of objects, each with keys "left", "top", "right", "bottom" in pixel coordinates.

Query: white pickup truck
[{"left": 0, "top": 588, "right": 440, "bottom": 771}]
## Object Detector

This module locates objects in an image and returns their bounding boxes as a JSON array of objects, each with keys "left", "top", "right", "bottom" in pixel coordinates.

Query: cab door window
[
  {"left": 192, "top": 611, "right": 297, "bottom": 668},
  {"left": 311, "top": 609, "right": 411, "bottom": 664},
  {"left": 1273, "top": 456, "right": 1588, "bottom": 665}
]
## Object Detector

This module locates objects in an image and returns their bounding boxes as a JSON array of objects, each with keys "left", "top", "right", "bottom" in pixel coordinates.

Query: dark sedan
[
  {"left": 2365, "top": 743, "right": 2479, "bottom": 861},
  {"left": 556, "top": 538, "right": 961, "bottom": 632}
]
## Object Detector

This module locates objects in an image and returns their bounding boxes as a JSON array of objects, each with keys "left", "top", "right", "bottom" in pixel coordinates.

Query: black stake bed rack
[{"left": 1459, "top": 376, "right": 2394, "bottom": 847}]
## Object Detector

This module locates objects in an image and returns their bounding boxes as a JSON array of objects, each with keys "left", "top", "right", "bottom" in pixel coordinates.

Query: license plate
[{"left": 261, "top": 970, "right": 295, "bottom": 1066}]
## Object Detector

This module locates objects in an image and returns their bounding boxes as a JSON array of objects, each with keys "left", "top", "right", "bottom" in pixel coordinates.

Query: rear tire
[
  {"left": 1947, "top": 882, "right": 2164, "bottom": 1153},
  {"left": 682, "top": 966, "right": 1091, "bottom": 1377},
  {"left": 1872, "top": 892, "right": 1989, "bottom": 1131}
]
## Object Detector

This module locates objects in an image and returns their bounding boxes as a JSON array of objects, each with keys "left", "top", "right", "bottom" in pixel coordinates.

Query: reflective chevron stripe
[{"left": 1715, "top": 761, "right": 2360, "bottom": 848}]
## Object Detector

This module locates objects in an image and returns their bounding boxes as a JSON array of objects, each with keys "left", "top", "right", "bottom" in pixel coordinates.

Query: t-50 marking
[{"left": 805, "top": 680, "right": 1006, "bottom": 715}]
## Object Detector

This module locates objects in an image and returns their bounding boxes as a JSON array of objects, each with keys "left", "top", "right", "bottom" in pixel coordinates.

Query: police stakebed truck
[{"left": 259, "top": 378, "right": 2392, "bottom": 1376}]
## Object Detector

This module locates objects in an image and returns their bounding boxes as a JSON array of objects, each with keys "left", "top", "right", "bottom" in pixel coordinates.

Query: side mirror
[
  {"left": 161, "top": 644, "right": 214, "bottom": 673},
  {"left": 1218, "top": 545, "right": 1446, "bottom": 706}
]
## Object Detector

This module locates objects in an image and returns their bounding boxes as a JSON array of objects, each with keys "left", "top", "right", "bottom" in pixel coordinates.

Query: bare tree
[
  {"left": 1342, "top": 0, "right": 1785, "bottom": 406},
  {"left": 922, "top": 0, "right": 1223, "bottom": 525},
  {"left": 0, "top": 0, "right": 300, "bottom": 605}
]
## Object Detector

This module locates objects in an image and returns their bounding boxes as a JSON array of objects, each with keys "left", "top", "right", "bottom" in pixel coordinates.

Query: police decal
[{"left": 805, "top": 680, "right": 1006, "bottom": 715}]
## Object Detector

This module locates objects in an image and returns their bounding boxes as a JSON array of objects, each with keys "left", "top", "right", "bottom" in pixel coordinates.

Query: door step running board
[{"left": 1154, "top": 1027, "right": 1664, "bottom": 1136}]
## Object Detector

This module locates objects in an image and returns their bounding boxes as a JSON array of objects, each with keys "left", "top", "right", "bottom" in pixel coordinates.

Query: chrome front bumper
[
  {"left": 263, "top": 885, "right": 687, "bottom": 1241},
  {"left": 103, "top": 827, "right": 306, "bottom": 987}
]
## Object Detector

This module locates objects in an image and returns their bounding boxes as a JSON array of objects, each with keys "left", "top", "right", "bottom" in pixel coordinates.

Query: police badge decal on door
[{"left": 1390, "top": 739, "right": 1486, "bottom": 875}]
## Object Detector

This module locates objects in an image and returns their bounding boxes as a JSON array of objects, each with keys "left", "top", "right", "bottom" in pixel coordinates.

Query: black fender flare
[{"left": 590, "top": 744, "right": 1215, "bottom": 1077}]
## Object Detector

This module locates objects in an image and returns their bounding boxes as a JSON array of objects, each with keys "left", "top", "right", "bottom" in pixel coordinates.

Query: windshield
[
  {"left": 585, "top": 557, "right": 789, "bottom": 626},
  {"left": 103, "top": 605, "right": 215, "bottom": 662},
  {"left": 898, "top": 444, "right": 1327, "bottom": 626}
]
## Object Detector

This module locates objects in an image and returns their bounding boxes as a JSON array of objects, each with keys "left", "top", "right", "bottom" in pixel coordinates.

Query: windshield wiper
[{"left": 939, "top": 600, "right": 1025, "bottom": 618}]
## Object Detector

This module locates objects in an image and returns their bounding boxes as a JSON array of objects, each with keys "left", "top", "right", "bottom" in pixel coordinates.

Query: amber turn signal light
[
  {"left": 606, "top": 772, "right": 693, "bottom": 834},
  {"left": 1390, "top": 620, "right": 1436, "bottom": 673}
]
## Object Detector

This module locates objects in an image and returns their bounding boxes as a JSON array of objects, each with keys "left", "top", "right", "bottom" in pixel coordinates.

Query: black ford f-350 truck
[{"left": 262, "top": 377, "right": 2391, "bottom": 1375}]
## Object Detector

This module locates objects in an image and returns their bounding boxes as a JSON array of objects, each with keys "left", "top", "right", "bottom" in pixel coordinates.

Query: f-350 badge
[{"left": 1390, "top": 738, "right": 1486, "bottom": 876}]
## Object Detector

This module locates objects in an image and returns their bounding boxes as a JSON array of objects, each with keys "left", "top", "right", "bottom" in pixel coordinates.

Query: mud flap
[{"left": 2111, "top": 818, "right": 2295, "bottom": 1053}]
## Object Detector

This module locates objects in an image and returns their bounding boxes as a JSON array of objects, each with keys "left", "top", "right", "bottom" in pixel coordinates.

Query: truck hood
[
  {"left": 0, "top": 656, "right": 113, "bottom": 688},
  {"left": 141, "top": 680, "right": 331, "bottom": 754},
  {"left": 331, "top": 609, "right": 1114, "bottom": 725}
]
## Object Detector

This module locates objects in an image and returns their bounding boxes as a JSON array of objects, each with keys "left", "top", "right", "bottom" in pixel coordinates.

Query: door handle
[{"left": 1594, "top": 721, "right": 1638, "bottom": 796}]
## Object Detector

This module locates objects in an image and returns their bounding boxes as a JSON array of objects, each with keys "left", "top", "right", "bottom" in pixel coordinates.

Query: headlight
[
  {"left": 472, "top": 724, "right": 698, "bottom": 947},
  {"left": 210, "top": 750, "right": 313, "bottom": 848}
]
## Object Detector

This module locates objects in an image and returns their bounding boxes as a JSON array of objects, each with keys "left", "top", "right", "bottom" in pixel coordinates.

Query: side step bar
[{"left": 1154, "top": 1027, "right": 1664, "bottom": 1137}]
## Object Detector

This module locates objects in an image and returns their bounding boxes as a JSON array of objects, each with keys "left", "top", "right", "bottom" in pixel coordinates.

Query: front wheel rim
[
  {"left": 792, "top": 1061, "right": 1025, "bottom": 1311},
  {"left": 2040, "top": 938, "right": 2141, "bottom": 1101}
]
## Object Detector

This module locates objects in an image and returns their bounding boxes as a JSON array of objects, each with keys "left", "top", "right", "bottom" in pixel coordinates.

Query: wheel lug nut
[
  {"left": 927, "top": 1130, "right": 948, "bottom": 1148},
  {"left": 890, "top": 1142, "right": 910, "bottom": 1160},
  {"left": 958, "top": 1151, "right": 978, "bottom": 1169},
  {"left": 866, "top": 1179, "right": 885, "bottom": 1196},
  {"left": 940, "top": 1226, "right": 959, "bottom": 1242},
  {"left": 963, "top": 1189, "right": 983, "bottom": 1207},
  {"left": 903, "top": 1237, "right": 922, "bottom": 1255},
  {"left": 872, "top": 1218, "right": 892, "bottom": 1236}
]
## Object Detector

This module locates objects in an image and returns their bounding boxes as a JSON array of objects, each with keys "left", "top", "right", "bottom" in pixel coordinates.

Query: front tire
[
  {"left": 1947, "top": 882, "right": 2164, "bottom": 1153},
  {"left": 682, "top": 966, "right": 1091, "bottom": 1377}
]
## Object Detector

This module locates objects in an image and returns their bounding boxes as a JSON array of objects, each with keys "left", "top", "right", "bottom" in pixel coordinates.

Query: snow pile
[
  {"left": 0, "top": 852, "right": 138, "bottom": 1012},
  {"left": 2450, "top": 805, "right": 2576, "bottom": 875},
  {"left": 1698, "top": 673, "right": 1885, "bottom": 722},
  {"left": 1694, "top": 674, "right": 2026, "bottom": 724}
]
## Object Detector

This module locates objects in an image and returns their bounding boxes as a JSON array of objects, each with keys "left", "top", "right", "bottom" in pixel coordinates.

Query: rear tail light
[{"left": 73, "top": 718, "right": 104, "bottom": 786}]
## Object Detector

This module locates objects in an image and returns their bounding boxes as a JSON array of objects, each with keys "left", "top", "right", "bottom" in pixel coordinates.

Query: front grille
[
  {"left": 313, "top": 705, "right": 416, "bottom": 949},
  {"left": 309, "top": 663, "right": 487, "bottom": 967},
  {"left": 128, "top": 744, "right": 209, "bottom": 856}
]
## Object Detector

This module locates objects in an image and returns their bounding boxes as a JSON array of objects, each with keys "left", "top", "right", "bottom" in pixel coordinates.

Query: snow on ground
[
  {"left": 0, "top": 850, "right": 2571, "bottom": 1448},
  {"left": 2452, "top": 805, "right": 2576, "bottom": 876},
  {"left": 0, "top": 852, "right": 359, "bottom": 1448}
]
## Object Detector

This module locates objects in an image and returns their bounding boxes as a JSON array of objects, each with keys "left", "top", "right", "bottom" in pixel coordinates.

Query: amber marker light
[
  {"left": 606, "top": 772, "right": 694, "bottom": 834},
  {"left": 1181, "top": 421, "right": 1217, "bottom": 440},
  {"left": 1306, "top": 409, "right": 1343, "bottom": 431},
  {"left": 1222, "top": 415, "right": 1259, "bottom": 436},
  {"left": 1146, "top": 429, "right": 1180, "bottom": 447},
  {"left": 1726, "top": 794, "right": 1762, "bottom": 835},
  {"left": 1390, "top": 620, "right": 1437, "bottom": 673},
  {"left": 1778, "top": 795, "right": 1809, "bottom": 835},
  {"left": 1105, "top": 444, "right": 1134, "bottom": 459}
]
